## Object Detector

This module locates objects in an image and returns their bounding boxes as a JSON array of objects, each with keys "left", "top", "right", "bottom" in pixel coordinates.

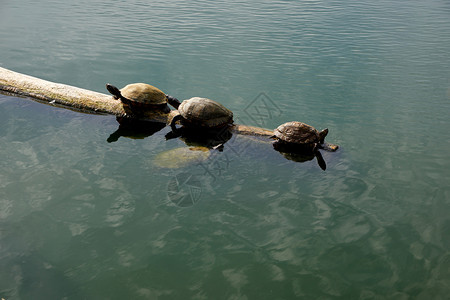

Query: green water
[{"left": 1, "top": 0, "right": 450, "bottom": 299}]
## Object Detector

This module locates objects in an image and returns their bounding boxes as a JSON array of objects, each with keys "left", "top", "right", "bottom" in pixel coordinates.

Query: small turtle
[
  {"left": 168, "top": 97, "right": 233, "bottom": 131},
  {"left": 106, "top": 83, "right": 179, "bottom": 115},
  {"left": 272, "top": 121, "right": 330, "bottom": 170},
  {"left": 273, "top": 121, "right": 328, "bottom": 151}
]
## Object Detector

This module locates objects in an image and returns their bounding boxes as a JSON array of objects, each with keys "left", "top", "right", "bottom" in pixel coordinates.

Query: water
[{"left": 1, "top": 0, "right": 450, "bottom": 299}]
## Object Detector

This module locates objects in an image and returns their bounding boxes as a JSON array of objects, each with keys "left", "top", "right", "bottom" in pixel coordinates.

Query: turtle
[
  {"left": 273, "top": 121, "right": 328, "bottom": 151},
  {"left": 106, "top": 83, "right": 179, "bottom": 115},
  {"left": 272, "top": 121, "right": 329, "bottom": 170},
  {"left": 168, "top": 97, "right": 233, "bottom": 131}
]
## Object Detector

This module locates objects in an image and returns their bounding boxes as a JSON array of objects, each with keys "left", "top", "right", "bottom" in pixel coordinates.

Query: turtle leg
[
  {"left": 170, "top": 114, "right": 184, "bottom": 132},
  {"left": 165, "top": 130, "right": 182, "bottom": 140},
  {"left": 313, "top": 144, "right": 326, "bottom": 171},
  {"left": 272, "top": 138, "right": 285, "bottom": 151},
  {"left": 107, "top": 129, "right": 121, "bottom": 143}
]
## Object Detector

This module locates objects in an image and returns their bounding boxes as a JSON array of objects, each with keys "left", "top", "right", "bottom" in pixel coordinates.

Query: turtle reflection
[
  {"left": 165, "top": 125, "right": 233, "bottom": 151},
  {"left": 273, "top": 142, "right": 327, "bottom": 170},
  {"left": 107, "top": 117, "right": 166, "bottom": 143}
]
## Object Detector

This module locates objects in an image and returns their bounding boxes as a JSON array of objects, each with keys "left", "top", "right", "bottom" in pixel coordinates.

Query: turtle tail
[
  {"left": 106, "top": 84, "right": 122, "bottom": 100},
  {"left": 318, "top": 128, "right": 329, "bottom": 144}
]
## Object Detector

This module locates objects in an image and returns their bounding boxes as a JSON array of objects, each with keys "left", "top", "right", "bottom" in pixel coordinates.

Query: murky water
[{"left": 1, "top": 0, "right": 450, "bottom": 299}]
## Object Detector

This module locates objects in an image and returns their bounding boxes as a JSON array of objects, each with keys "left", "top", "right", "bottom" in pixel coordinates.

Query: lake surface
[{"left": 1, "top": 0, "right": 450, "bottom": 299}]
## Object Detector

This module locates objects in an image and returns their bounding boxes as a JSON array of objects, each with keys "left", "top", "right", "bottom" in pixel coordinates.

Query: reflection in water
[
  {"left": 273, "top": 142, "right": 327, "bottom": 171},
  {"left": 165, "top": 125, "right": 233, "bottom": 150},
  {"left": 107, "top": 117, "right": 166, "bottom": 142},
  {"left": 1, "top": 91, "right": 449, "bottom": 297}
]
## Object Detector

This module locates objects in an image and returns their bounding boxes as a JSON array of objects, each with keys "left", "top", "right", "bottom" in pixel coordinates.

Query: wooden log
[
  {"left": 0, "top": 67, "right": 338, "bottom": 150},
  {"left": 0, "top": 66, "right": 168, "bottom": 122},
  {"left": 0, "top": 66, "right": 275, "bottom": 136}
]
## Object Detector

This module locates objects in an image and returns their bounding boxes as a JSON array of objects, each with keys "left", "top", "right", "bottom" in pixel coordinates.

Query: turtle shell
[
  {"left": 274, "top": 121, "right": 320, "bottom": 144},
  {"left": 120, "top": 83, "right": 167, "bottom": 105},
  {"left": 178, "top": 97, "right": 233, "bottom": 127}
]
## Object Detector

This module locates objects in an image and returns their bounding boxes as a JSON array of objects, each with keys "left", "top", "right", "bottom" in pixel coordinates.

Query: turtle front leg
[
  {"left": 314, "top": 148, "right": 327, "bottom": 171},
  {"left": 312, "top": 143, "right": 326, "bottom": 170},
  {"left": 170, "top": 113, "right": 184, "bottom": 132}
]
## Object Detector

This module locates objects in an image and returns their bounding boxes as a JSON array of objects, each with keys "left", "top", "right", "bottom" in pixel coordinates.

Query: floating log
[
  {"left": 0, "top": 66, "right": 169, "bottom": 122},
  {"left": 0, "top": 66, "right": 275, "bottom": 137},
  {"left": 0, "top": 66, "right": 338, "bottom": 151}
]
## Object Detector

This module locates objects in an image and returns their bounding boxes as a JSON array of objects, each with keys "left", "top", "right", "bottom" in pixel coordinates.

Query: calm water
[{"left": 1, "top": 0, "right": 450, "bottom": 299}]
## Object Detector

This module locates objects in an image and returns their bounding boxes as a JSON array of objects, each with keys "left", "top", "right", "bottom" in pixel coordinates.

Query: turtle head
[
  {"left": 106, "top": 83, "right": 122, "bottom": 100},
  {"left": 318, "top": 128, "right": 328, "bottom": 144},
  {"left": 166, "top": 94, "right": 181, "bottom": 109}
]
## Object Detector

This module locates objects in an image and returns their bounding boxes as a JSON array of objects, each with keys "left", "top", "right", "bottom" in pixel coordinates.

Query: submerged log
[{"left": 0, "top": 66, "right": 338, "bottom": 151}]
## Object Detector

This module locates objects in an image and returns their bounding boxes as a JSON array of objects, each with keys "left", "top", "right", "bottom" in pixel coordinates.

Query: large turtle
[
  {"left": 168, "top": 97, "right": 233, "bottom": 131},
  {"left": 273, "top": 121, "right": 328, "bottom": 151},
  {"left": 106, "top": 83, "right": 179, "bottom": 115}
]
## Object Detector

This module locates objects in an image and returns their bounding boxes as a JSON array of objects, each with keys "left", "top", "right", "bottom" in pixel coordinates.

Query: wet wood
[{"left": 230, "top": 124, "right": 274, "bottom": 136}]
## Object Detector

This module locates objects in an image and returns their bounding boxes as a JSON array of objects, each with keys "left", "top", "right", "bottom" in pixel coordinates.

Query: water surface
[{"left": 1, "top": 0, "right": 450, "bottom": 299}]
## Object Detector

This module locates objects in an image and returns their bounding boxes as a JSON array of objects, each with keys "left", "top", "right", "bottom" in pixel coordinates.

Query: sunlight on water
[{"left": 1, "top": 0, "right": 450, "bottom": 298}]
